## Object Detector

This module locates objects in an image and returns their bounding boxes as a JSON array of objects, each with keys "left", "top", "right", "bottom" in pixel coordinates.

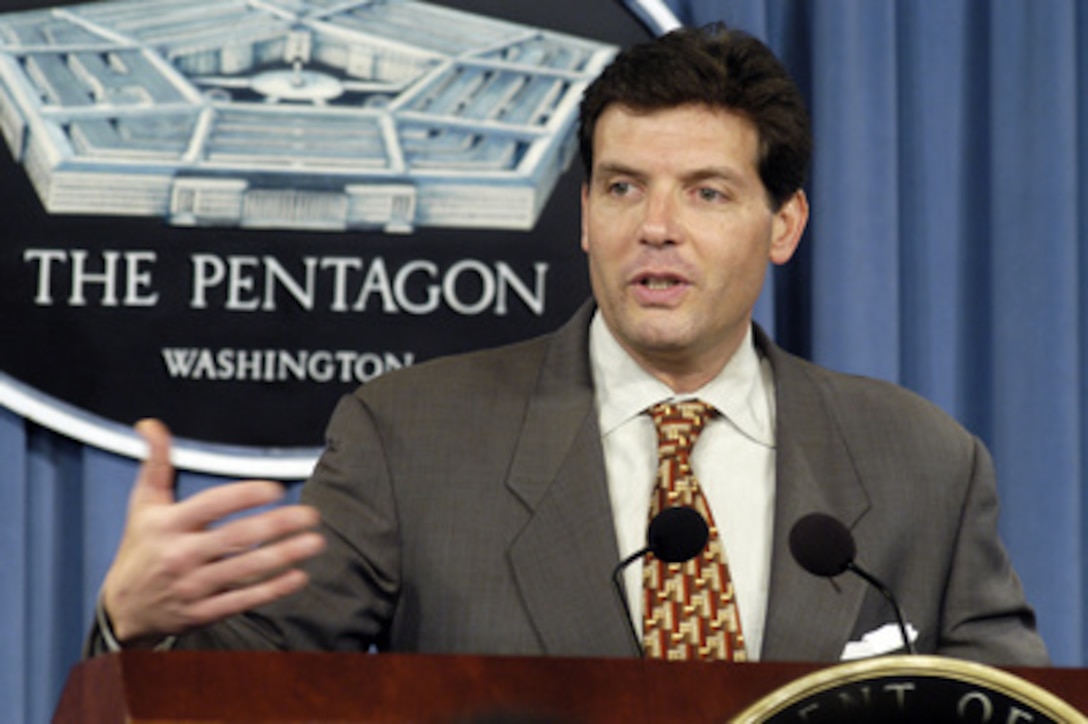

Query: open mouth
[{"left": 637, "top": 275, "right": 685, "bottom": 290}]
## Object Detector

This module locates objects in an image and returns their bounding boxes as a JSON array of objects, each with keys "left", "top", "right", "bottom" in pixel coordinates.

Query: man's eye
[
  {"left": 697, "top": 187, "right": 726, "bottom": 202},
  {"left": 608, "top": 181, "right": 633, "bottom": 196}
]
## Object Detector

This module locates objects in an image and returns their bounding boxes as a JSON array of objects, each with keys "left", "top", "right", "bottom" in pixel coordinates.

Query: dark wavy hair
[{"left": 578, "top": 23, "right": 811, "bottom": 210}]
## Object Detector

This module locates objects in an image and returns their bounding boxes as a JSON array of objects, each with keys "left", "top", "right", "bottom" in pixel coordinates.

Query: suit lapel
[
  {"left": 757, "top": 329, "right": 873, "bottom": 662},
  {"left": 505, "top": 304, "right": 639, "bottom": 657}
]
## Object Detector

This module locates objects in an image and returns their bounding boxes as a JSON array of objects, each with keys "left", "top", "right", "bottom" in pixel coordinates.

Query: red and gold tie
[{"left": 642, "top": 400, "right": 747, "bottom": 661}]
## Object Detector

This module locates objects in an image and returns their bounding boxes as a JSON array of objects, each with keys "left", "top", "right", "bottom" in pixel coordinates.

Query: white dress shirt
[{"left": 589, "top": 311, "right": 777, "bottom": 659}]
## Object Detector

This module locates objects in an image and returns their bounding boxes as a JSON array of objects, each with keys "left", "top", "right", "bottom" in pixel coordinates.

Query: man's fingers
[
  {"left": 200, "top": 504, "right": 322, "bottom": 559},
  {"left": 168, "top": 529, "right": 325, "bottom": 613},
  {"left": 129, "top": 418, "right": 177, "bottom": 509},
  {"left": 103, "top": 508, "right": 324, "bottom": 641},
  {"left": 169, "top": 481, "right": 295, "bottom": 533},
  {"left": 158, "top": 505, "right": 322, "bottom": 595},
  {"left": 180, "top": 568, "right": 314, "bottom": 630}
]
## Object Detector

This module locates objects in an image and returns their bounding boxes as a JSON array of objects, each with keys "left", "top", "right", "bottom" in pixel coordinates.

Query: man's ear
[{"left": 769, "top": 189, "right": 809, "bottom": 266}]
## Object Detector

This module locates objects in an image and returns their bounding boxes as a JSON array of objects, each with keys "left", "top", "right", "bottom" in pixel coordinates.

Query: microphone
[
  {"left": 646, "top": 505, "right": 710, "bottom": 563},
  {"left": 789, "top": 512, "right": 916, "bottom": 655},
  {"left": 611, "top": 506, "right": 710, "bottom": 653}
]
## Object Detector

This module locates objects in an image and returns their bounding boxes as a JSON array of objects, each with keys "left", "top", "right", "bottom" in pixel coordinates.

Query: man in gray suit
[{"left": 91, "top": 24, "right": 1048, "bottom": 665}]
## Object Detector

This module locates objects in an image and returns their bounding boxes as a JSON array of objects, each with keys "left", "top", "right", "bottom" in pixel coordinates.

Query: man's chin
[
  {"left": 600, "top": 307, "right": 695, "bottom": 352},
  {"left": 625, "top": 326, "right": 694, "bottom": 358}
]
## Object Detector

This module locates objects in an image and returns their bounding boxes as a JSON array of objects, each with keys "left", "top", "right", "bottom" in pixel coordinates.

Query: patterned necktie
[{"left": 642, "top": 400, "right": 747, "bottom": 661}]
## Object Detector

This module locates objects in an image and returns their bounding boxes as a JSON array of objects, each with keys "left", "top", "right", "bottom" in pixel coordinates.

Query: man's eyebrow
[
  {"left": 593, "top": 160, "right": 752, "bottom": 184},
  {"left": 593, "top": 161, "right": 644, "bottom": 179},
  {"left": 682, "top": 165, "right": 750, "bottom": 185}
]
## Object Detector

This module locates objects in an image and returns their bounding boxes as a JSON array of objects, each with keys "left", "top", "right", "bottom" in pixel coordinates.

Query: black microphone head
[
  {"left": 789, "top": 512, "right": 857, "bottom": 577},
  {"left": 647, "top": 506, "right": 709, "bottom": 563}
]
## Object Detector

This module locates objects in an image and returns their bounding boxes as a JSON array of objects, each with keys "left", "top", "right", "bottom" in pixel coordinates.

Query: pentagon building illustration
[{"left": 0, "top": 0, "right": 616, "bottom": 233}]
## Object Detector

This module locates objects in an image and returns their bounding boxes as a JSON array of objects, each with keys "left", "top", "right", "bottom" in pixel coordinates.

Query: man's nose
[{"left": 639, "top": 189, "right": 680, "bottom": 246}]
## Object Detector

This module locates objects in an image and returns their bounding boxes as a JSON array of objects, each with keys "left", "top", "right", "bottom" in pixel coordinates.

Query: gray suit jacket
[{"left": 160, "top": 303, "right": 1048, "bottom": 664}]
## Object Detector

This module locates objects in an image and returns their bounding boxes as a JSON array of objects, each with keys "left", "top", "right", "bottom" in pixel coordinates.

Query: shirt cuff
[{"left": 96, "top": 593, "right": 176, "bottom": 652}]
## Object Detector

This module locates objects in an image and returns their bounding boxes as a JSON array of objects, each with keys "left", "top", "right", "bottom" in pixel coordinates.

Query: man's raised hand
[{"left": 100, "top": 419, "right": 325, "bottom": 646}]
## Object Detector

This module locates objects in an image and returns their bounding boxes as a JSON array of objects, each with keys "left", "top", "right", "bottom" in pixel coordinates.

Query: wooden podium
[{"left": 53, "top": 651, "right": 1088, "bottom": 722}]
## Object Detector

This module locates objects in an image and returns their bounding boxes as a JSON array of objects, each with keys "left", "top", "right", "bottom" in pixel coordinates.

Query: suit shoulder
[
  {"left": 355, "top": 333, "right": 551, "bottom": 405},
  {"left": 813, "top": 359, "right": 958, "bottom": 423},
  {"left": 769, "top": 342, "right": 979, "bottom": 456},
  {"left": 352, "top": 303, "right": 592, "bottom": 409}
]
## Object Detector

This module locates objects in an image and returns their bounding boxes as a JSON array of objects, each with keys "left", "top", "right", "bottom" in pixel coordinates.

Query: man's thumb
[{"left": 130, "top": 418, "right": 177, "bottom": 508}]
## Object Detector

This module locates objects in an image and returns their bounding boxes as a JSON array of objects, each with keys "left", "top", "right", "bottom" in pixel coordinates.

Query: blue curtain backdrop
[{"left": 3, "top": 0, "right": 1087, "bottom": 720}]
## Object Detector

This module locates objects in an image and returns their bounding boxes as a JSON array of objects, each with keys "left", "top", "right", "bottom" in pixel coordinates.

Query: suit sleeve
[{"left": 934, "top": 436, "right": 1049, "bottom": 665}]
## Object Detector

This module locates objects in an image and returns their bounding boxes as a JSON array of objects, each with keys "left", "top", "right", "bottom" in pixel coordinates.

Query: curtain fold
[{"left": 2, "top": 1, "right": 1087, "bottom": 720}]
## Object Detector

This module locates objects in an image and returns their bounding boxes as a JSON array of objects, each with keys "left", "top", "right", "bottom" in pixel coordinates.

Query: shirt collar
[{"left": 589, "top": 310, "right": 775, "bottom": 447}]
